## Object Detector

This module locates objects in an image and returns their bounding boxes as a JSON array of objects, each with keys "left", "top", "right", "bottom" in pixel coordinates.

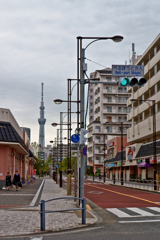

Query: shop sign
[
  {"left": 127, "top": 147, "right": 134, "bottom": 160},
  {"left": 157, "top": 157, "right": 160, "bottom": 163},
  {"left": 150, "top": 157, "right": 157, "bottom": 163},
  {"left": 117, "top": 162, "right": 121, "bottom": 166},
  {"left": 137, "top": 159, "right": 142, "bottom": 164},
  {"left": 108, "top": 163, "right": 114, "bottom": 167},
  {"left": 108, "top": 142, "right": 114, "bottom": 148}
]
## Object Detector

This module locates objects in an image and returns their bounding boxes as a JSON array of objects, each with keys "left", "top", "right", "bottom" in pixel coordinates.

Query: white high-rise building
[{"left": 87, "top": 68, "right": 131, "bottom": 173}]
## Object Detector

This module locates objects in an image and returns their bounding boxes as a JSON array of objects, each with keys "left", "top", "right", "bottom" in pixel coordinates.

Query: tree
[
  {"left": 31, "top": 142, "right": 44, "bottom": 157},
  {"left": 33, "top": 156, "right": 43, "bottom": 176}
]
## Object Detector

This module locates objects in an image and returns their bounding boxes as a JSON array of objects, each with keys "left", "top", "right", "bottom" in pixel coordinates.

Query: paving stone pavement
[{"left": 0, "top": 178, "right": 97, "bottom": 236}]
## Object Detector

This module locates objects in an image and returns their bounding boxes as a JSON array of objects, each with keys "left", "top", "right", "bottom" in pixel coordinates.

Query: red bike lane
[{"left": 84, "top": 182, "right": 160, "bottom": 209}]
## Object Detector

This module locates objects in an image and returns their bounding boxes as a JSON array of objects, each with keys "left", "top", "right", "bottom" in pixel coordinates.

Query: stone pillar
[
  {"left": 13, "top": 149, "right": 15, "bottom": 177},
  {"left": 129, "top": 166, "right": 135, "bottom": 179},
  {"left": 138, "top": 167, "right": 141, "bottom": 179},
  {"left": 20, "top": 154, "right": 22, "bottom": 180}
]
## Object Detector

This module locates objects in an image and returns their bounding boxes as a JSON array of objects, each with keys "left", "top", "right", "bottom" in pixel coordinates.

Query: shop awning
[{"left": 137, "top": 162, "right": 153, "bottom": 167}]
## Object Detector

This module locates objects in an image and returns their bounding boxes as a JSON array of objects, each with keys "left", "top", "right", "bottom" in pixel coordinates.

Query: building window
[
  {"left": 154, "top": 64, "right": 157, "bottom": 75},
  {"left": 155, "top": 103, "right": 158, "bottom": 114},
  {"left": 90, "top": 103, "right": 93, "bottom": 106},
  {"left": 95, "top": 126, "right": 101, "bottom": 132},
  {"left": 106, "top": 106, "right": 112, "bottom": 112},
  {"left": 106, "top": 77, "right": 111, "bottom": 81},
  {"left": 142, "top": 112, "right": 145, "bottom": 121},
  {"left": 106, "top": 97, "right": 112, "bottom": 102},
  {"left": 106, "top": 87, "right": 112, "bottom": 93},
  {"left": 109, "top": 148, "right": 114, "bottom": 158},
  {"left": 154, "top": 46, "right": 157, "bottom": 56},
  {"left": 155, "top": 84, "right": 157, "bottom": 94},
  {"left": 106, "top": 126, "right": 112, "bottom": 133}
]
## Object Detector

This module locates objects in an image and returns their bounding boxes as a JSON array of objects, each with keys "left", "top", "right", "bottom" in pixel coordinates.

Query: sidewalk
[{"left": 0, "top": 177, "right": 97, "bottom": 237}]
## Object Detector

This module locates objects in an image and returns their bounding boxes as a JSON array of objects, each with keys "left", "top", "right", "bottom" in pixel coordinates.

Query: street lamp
[
  {"left": 130, "top": 99, "right": 157, "bottom": 190},
  {"left": 77, "top": 35, "right": 123, "bottom": 200}
]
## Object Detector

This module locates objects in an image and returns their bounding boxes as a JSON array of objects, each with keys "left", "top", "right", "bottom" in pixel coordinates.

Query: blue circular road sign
[
  {"left": 82, "top": 147, "right": 87, "bottom": 156},
  {"left": 71, "top": 134, "right": 80, "bottom": 143}
]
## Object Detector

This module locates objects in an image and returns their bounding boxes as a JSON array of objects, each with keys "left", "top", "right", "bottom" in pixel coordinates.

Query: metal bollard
[
  {"left": 40, "top": 200, "right": 45, "bottom": 231},
  {"left": 82, "top": 197, "right": 86, "bottom": 224}
]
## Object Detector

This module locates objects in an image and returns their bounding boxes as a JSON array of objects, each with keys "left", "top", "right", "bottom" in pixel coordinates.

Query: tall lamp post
[
  {"left": 130, "top": 99, "right": 157, "bottom": 190},
  {"left": 77, "top": 35, "right": 123, "bottom": 199}
]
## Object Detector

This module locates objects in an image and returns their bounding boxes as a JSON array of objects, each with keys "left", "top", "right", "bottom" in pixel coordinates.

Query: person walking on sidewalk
[
  {"left": 13, "top": 171, "right": 20, "bottom": 191},
  {"left": 6, "top": 172, "right": 11, "bottom": 191}
]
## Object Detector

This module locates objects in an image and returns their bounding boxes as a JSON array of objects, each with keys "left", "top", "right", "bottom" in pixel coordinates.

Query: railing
[
  {"left": 39, "top": 196, "right": 86, "bottom": 231},
  {"left": 86, "top": 175, "right": 160, "bottom": 192}
]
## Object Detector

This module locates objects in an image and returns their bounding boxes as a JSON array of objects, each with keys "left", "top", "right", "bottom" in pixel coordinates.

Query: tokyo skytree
[{"left": 38, "top": 83, "right": 46, "bottom": 147}]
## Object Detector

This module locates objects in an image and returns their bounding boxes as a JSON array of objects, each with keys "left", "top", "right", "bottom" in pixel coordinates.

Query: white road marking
[
  {"left": 119, "top": 219, "right": 160, "bottom": 223},
  {"left": 127, "top": 207, "right": 154, "bottom": 216},
  {"left": 1, "top": 194, "right": 34, "bottom": 196},
  {"left": 147, "top": 207, "right": 160, "bottom": 213},
  {"left": 106, "top": 208, "right": 131, "bottom": 218},
  {"left": 30, "top": 237, "right": 43, "bottom": 240},
  {"left": 88, "top": 191, "right": 104, "bottom": 194}
]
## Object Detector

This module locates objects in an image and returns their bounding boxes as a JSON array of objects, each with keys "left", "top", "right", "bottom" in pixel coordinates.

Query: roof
[
  {"left": 135, "top": 140, "right": 160, "bottom": 158},
  {"left": 96, "top": 68, "right": 111, "bottom": 74},
  {"left": 104, "top": 150, "right": 126, "bottom": 163},
  {"left": 0, "top": 122, "right": 29, "bottom": 154}
]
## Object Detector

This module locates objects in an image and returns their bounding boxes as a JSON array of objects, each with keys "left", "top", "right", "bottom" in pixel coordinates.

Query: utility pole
[
  {"left": 121, "top": 122, "right": 123, "bottom": 185},
  {"left": 80, "top": 44, "right": 86, "bottom": 200}
]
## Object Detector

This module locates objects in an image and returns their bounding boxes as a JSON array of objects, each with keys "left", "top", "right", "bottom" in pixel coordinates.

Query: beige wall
[{"left": 0, "top": 108, "right": 23, "bottom": 138}]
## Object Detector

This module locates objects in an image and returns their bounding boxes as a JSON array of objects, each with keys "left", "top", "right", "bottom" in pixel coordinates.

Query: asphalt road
[
  {"left": 84, "top": 182, "right": 160, "bottom": 209},
  {"left": 1, "top": 222, "right": 160, "bottom": 240}
]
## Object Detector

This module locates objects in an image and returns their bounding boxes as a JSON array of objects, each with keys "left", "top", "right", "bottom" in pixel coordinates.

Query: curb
[{"left": 29, "top": 179, "right": 45, "bottom": 206}]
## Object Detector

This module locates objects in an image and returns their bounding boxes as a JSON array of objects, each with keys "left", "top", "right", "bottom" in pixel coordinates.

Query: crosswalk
[{"left": 106, "top": 207, "right": 160, "bottom": 218}]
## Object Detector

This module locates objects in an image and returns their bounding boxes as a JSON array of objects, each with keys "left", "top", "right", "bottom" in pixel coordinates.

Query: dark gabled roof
[
  {"left": 0, "top": 122, "right": 29, "bottom": 153},
  {"left": 104, "top": 150, "right": 126, "bottom": 163},
  {"left": 136, "top": 140, "right": 160, "bottom": 158}
]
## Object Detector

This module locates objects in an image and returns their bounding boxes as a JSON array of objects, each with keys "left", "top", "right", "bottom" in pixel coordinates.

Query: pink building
[{"left": 0, "top": 108, "right": 35, "bottom": 188}]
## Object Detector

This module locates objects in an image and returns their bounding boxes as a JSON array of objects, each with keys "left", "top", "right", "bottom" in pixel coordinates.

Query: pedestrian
[
  {"left": 6, "top": 172, "right": 11, "bottom": 191},
  {"left": 13, "top": 170, "right": 20, "bottom": 191}
]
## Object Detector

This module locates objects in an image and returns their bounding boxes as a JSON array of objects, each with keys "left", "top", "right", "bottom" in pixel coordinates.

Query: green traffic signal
[
  {"left": 118, "top": 77, "right": 146, "bottom": 87},
  {"left": 121, "top": 78, "right": 129, "bottom": 86}
]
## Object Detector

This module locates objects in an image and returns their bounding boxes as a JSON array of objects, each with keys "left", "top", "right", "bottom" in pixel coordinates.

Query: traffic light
[
  {"left": 80, "top": 128, "right": 88, "bottom": 145},
  {"left": 118, "top": 77, "right": 146, "bottom": 87}
]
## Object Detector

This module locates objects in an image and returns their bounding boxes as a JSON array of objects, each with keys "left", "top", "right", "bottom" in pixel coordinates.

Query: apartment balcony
[
  {"left": 103, "top": 89, "right": 128, "bottom": 95},
  {"left": 94, "top": 160, "right": 104, "bottom": 165},
  {"left": 102, "top": 129, "right": 127, "bottom": 135},
  {"left": 95, "top": 149, "right": 103, "bottom": 154},
  {"left": 103, "top": 109, "right": 129, "bottom": 117},
  {"left": 95, "top": 139, "right": 104, "bottom": 144},
  {"left": 103, "top": 99, "right": 127, "bottom": 105}
]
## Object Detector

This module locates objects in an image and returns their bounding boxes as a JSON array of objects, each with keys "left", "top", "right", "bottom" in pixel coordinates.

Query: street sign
[
  {"left": 112, "top": 65, "right": 144, "bottom": 77},
  {"left": 82, "top": 147, "right": 87, "bottom": 156},
  {"left": 56, "top": 165, "right": 59, "bottom": 168},
  {"left": 71, "top": 134, "right": 80, "bottom": 143}
]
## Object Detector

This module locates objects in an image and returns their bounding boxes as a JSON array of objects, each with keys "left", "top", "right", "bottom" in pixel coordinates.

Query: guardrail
[
  {"left": 39, "top": 197, "right": 86, "bottom": 231},
  {"left": 87, "top": 175, "right": 160, "bottom": 192}
]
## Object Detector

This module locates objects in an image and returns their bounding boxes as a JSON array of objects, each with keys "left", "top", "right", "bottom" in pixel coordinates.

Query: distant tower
[{"left": 38, "top": 83, "right": 46, "bottom": 147}]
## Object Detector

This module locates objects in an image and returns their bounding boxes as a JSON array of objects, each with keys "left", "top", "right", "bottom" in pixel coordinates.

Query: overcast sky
[{"left": 0, "top": 0, "right": 159, "bottom": 146}]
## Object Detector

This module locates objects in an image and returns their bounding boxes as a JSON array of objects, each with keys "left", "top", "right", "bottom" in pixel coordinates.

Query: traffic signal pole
[{"left": 80, "top": 43, "right": 85, "bottom": 200}]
